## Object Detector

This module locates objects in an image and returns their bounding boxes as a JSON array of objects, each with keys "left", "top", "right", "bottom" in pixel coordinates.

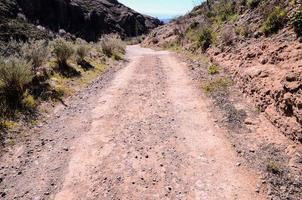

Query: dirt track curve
[{"left": 0, "top": 46, "right": 266, "bottom": 200}]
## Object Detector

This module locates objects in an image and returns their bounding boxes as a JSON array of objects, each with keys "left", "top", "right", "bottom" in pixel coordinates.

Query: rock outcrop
[{"left": 0, "top": 0, "right": 161, "bottom": 41}]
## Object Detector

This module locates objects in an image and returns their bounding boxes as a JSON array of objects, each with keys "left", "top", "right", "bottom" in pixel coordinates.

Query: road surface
[{"left": 0, "top": 46, "right": 265, "bottom": 200}]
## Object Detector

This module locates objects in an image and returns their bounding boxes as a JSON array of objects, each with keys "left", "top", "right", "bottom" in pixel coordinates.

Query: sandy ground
[{"left": 0, "top": 46, "right": 266, "bottom": 199}]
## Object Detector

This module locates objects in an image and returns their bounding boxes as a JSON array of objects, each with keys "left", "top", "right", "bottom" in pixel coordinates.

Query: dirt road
[{"left": 0, "top": 46, "right": 266, "bottom": 199}]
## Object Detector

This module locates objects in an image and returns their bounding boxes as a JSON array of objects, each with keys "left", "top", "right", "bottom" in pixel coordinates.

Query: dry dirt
[{"left": 0, "top": 45, "right": 269, "bottom": 199}]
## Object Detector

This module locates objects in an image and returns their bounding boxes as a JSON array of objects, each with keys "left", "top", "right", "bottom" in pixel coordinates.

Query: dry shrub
[
  {"left": 21, "top": 39, "right": 49, "bottom": 70},
  {"left": 220, "top": 26, "right": 236, "bottom": 46},
  {"left": 75, "top": 39, "right": 93, "bottom": 70},
  {"left": 99, "top": 34, "right": 126, "bottom": 58},
  {"left": 52, "top": 38, "right": 74, "bottom": 66},
  {"left": 75, "top": 39, "right": 90, "bottom": 62},
  {"left": 0, "top": 56, "right": 33, "bottom": 109},
  {"left": 0, "top": 39, "right": 24, "bottom": 57}
]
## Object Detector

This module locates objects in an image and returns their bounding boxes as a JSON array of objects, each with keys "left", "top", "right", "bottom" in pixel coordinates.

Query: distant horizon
[{"left": 119, "top": 0, "right": 204, "bottom": 19}]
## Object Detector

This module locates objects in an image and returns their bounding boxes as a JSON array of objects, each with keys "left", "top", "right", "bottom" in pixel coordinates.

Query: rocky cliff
[{"left": 0, "top": 0, "right": 161, "bottom": 41}]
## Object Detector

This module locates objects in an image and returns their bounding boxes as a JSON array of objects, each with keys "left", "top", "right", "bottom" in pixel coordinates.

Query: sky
[{"left": 119, "top": 0, "right": 204, "bottom": 19}]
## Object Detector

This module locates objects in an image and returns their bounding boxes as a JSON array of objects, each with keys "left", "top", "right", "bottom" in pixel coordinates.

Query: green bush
[
  {"left": 99, "top": 34, "right": 126, "bottom": 58},
  {"left": 52, "top": 38, "right": 74, "bottom": 66},
  {"left": 21, "top": 39, "right": 49, "bottom": 70},
  {"left": 0, "top": 57, "right": 33, "bottom": 108},
  {"left": 261, "top": 7, "right": 286, "bottom": 35},
  {"left": 197, "top": 28, "right": 213, "bottom": 51},
  {"left": 293, "top": 9, "right": 302, "bottom": 37},
  {"left": 247, "top": 0, "right": 261, "bottom": 8}
]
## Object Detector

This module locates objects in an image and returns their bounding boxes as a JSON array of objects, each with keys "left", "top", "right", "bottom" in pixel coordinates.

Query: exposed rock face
[{"left": 0, "top": 0, "right": 161, "bottom": 41}]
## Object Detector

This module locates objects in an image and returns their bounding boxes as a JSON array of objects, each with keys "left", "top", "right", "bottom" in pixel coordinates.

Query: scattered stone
[
  {"left": 260, "top": 58, "right": 268, "bottom": 65},
  {"left": 244, "top": 118, "right": 255, "bottom": 125}
]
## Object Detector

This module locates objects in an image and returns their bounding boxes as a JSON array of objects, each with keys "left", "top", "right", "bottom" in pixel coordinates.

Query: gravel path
[{"left": 0, "top": 46, "right": 266, "bottom": 200}]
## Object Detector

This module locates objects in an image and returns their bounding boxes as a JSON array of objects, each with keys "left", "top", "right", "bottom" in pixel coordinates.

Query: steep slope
[
  {"left": 144, "top": 0, "right": 302, "bottom": 143},
  {"left": 0, "top": 0, "right": 161, "bottom": 42}
]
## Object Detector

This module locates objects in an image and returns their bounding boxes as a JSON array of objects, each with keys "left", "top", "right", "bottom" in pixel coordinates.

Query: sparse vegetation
[
  {"left": 99, "top": 34, "right": 126, "bottom": 59},
  {"left": 76, "top": 44, "right": 89, "bottom": 62},
  {"left": 52, "top": 38, "right": 75, "bottom": 67},
  {"left": 293, "top": 9, "right": 302, "bottom": 37},
  {"left": 261, "top": 6, "right": 286, "bottom": 35},
  {"left": 0, "top": 33, "right": 127, "bottom": 144},
  {"left": 220, "top": 26, "right": 235, "bottom": 46},
  {"left": 167, "top": 41, "right": 182, "bottom": 52},
  {"left": 266, "top": 160, "right": 282, "bottom": 174},
  {"left": 202, "top": 77, "right": 232, "bottom": 94},
  {"left": 197, "top": 28, "right": 214, "bottom": 51},
  {"left": 22, "top": 91, "right": 36, "bottom": 110},
  {"left": 213, "top": 1, "right": 237, "bottom": 22},
  {"left": 235, "top": 25, "right": 250, "bottom": 38},
  {"left": 208, "top": 65, "right": 219, "bottom": 75},
  {"left": 75, "top": 39, "right": 90, "bottom": 62},
  {"left": 0, "top": 56, "right": 33, "bottom": 110},
  {"left": 21, "top": 39, "right": 49, "bottom": 70},
  {"left": 126, "top": 35, "right": 146, "bottom": 45},
  {"left": 75, "top": 39, "right": 93, "bottom": 70},
  {"left": 247, "top": 0, "right": 260, "bottom": 9},
  {"left": 0, "top": 120, "right": 18, "bottom": 130}
]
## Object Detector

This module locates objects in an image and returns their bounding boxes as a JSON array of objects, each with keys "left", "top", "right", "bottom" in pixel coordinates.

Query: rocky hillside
[
  {"left": 0, "top": 0, "right": 161, "bottom": 42},
  {"left": 144, "top": 0, "right": 302, "bottom": 143}
]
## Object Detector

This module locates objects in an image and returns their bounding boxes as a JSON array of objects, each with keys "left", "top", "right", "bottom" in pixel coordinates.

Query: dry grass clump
[
  {"left": 235, "top": 25, "right": 250, "bottom": 38},
  {"left": 21, "top": 39, "right": 49, "bottom": 70},
  {"left": 266, "top": 160, "right": 282, "bottom": 174},
  {"left": 202, "top": 77, "right": 232, "bottom": 94},
  {"left": 99, "top": 34, "right": 126, "bottom": 59},
  {"left": 208, "top": 65, "right": 219, "bottom": 75},
  {"left": 75, "top": 39, "right": 90, "bottom": 62},
  {"left": 75, "top": 39, "right": 93, "bottom": 70}
]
